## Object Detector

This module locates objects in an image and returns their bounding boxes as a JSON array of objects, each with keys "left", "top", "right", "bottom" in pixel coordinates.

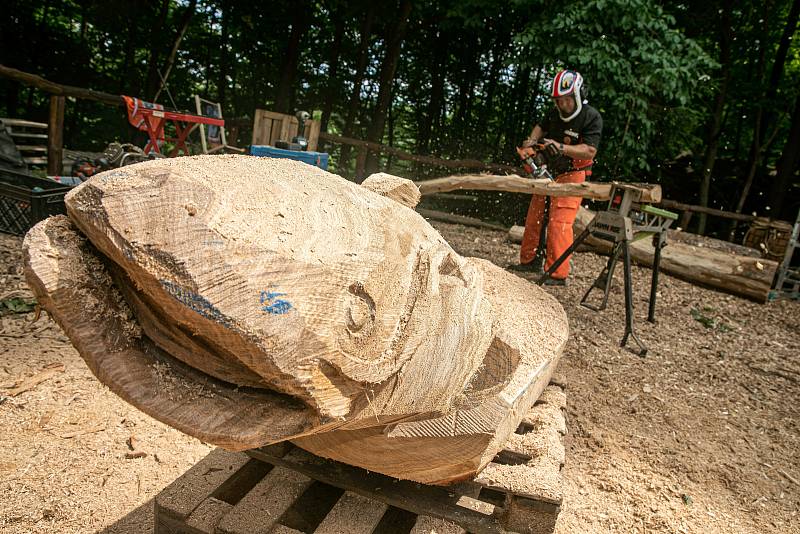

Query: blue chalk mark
[
  {"left": 160, "top": 280, "right": 232, "bottom": 327},
  {"left": 260, "top": 288, "right": 293, "bottom": 315}
]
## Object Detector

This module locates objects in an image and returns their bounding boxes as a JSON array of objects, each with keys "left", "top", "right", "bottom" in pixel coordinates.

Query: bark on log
[
  {"left": 415, "top": 174, "right": 662, "bottom": 203},
  {"left": 24, "top": 156, "right": 568, "bottom": 485},
  {"left": 508, "top": 208, "right": 777, "bottom": 302}
]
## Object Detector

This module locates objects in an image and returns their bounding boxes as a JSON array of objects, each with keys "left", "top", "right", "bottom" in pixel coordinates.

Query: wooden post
[
  {"left": 355, "top": 144, "right": 368, "bottom": 182},
  {"left": 679, "top": 210, "right": 693, "bottom": 232},
  {"left": 47, "top": 95, "right": 65, "bottom": 176}
]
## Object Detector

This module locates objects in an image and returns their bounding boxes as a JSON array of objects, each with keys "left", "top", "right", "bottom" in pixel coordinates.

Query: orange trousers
[{"left": 520, "top": 170, "right": 586, "bottom": 279}]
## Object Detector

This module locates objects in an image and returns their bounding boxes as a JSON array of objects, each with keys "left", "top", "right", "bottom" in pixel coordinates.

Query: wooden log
[
  {"left": 415, "top": 174, "right": 662, "bottom": 203},
  {"left": 361, "top": 172, "right": 421, "bottom": 208},
  {"left": 22, "top": 216, "right": 315, "bottom": 450},
  {"left": 0, "top": 64, "right": 123, "bottom": 107},
  {"left": 508, "top": 208, "right": 777, "bottom": 302},
  {"left": 27, "top": 155, "right": 568, "bottom": 484}
]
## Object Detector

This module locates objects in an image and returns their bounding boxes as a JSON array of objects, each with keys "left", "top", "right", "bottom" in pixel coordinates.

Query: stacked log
[{"left": 508, "top": 208, "right": 777, "bottom": 302}]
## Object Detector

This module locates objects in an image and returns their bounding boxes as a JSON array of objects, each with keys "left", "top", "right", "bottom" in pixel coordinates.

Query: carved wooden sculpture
[{"left": 24, "top": 155, "right": 568, "bottom": 484}]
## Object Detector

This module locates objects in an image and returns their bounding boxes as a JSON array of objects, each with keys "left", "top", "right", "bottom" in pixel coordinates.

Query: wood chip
[{"left": 4, "top": 363, "right": 65, "bottom": 397}]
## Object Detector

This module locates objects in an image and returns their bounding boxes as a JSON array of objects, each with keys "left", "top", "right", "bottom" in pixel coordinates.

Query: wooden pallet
[{"left": 154, "top": 383, "right": 566, "bottom": 534}]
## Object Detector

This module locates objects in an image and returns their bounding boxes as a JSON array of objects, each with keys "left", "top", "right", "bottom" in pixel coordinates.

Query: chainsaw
[{"left": 516, "top": 144, "right": 554, "bottom": 181}]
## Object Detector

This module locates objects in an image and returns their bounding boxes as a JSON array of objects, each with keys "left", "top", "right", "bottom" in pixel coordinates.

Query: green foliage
[
  {"left": 515, "top": 0, "right": 717, "bottom": 177},
  {"left": 1, "top": 0, "right": 798, "bottom": 226}
]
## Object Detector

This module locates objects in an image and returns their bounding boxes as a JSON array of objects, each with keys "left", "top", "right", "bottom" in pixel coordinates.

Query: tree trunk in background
[
  {"left": 339, "top": 5, "right": 376, "bottom": 172},
  {"left": 320, "top": 6, "right": 346, "bottom": 135},
  {"left": 758, "top": 0, "right": 800, "bottom": 144},
  {"left": 218, "top": 0, "right": 229, "bottom": 110},
  {"left": 452, "top": 36, "right": 479, "bottom": 150},
  {"left": 273, "top": 1, "right": 310, "bottom": 113},
  {"left": 731, "top": 1, "right": 772, "bottom": 234},
  {"left": 698, "top": 0, "right": 733, "bottom": 235},
  {"left": 364, "top": 0, "right": 413, "bottom": 176},
  {"left": 477, "top": 32, "right": 510, "bottom": 150},
  {"left": 415, "top": 26, "right": 447, "bottom": 178},
  {"left": 153, "top": 0, "right": 198, "bottom": 103},
  {"left": 144, "top": 0, "right": 170, "bottom": 99},
  {"left": 501, "top": 64, "right": 530, "bottom": 156},
  {"left": 119, "top": 2, "right": 139, "bottom": 93},
  {"left": 769, "top": 95, "right": 800, "bottom": 220}
]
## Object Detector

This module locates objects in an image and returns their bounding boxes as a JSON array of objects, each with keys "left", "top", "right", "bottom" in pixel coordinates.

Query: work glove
[{"left": 544, "top": 141, "right": 563, "bottom": 158}]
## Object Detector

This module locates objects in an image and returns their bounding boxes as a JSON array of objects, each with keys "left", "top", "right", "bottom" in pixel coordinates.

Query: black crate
[{"left": 0, "top": 169, "right": 74, "bottom": 236}]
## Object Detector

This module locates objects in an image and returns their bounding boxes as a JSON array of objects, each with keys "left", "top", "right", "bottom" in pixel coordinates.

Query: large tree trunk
[
  {"left": 698, "top": 0, "right": 733, "bottom": 235},
  {"left": 144, "top": 0, "right": 170, "bottom": 99},
  {"left": 758, "top": 0, "right": 800, "bottom": 143},
  {"left": 339, "top": 5, "right": 376, "bottom": 173},
  {"left": 153, "top": 0, "right": 198, "bottom": 102},
  {"left": 217, "top": 0, "right": 230, "bottom": 109},
  {"left": 273, "top": 1, "right": 310, "bottom": 113},
  {"left": 769, "top": 94, "right": 800, "bottom": 219},
  {"left": 364, "top": 0, "right": 413, "bottom": 175},
  {"left": 320, "top": 6, "right": 346, "bottom": 135},
  {"left": 25, "top": 157, "right": 567, "bottom": 485}
]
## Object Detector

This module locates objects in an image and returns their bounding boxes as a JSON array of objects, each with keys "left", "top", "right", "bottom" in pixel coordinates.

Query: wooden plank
[
  {"left": 9, "top": 132, "right": 48, "bottom": 139},
  {"left": 22, "top": 157, "right": 47, "bottom": 165},
  {"left": 313, "top": 491, "right": 388, "bottom": 534},
  {"left": 216, "top": 466, "right": 313, "bottom": 534},
  {"left": 246, "top": 447, "right": 506, "bottom": 534},
  {"left": 48, "top": 95, "right": 65, "bottom": 175},
  {"left": 410, "top": 515, "right": 467, "bottom": 534},
  {"left": 155, "top": 449, "right": 251, "bottom": 521},
  {"left": 15, "top": 145, "right": 48, "bottom": 152},
  {"left": 0, "top": 117, "right": 47, "bottom": 128},
  {"left": 184, "top": 497, "right": 232, "bottom": 533}
]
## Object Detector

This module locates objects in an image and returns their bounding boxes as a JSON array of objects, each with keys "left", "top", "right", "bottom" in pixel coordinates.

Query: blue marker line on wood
[
  {"left": 160, "top": 280, "right": 232, "bottom": 327},
  {"left": 260, "top": 288, "right": 293, "bottom": 315}
]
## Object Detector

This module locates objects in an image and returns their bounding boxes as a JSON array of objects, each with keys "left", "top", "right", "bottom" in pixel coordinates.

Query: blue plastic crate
[{"left": 250, "top": 145, "right": 329, "bottom": 170}]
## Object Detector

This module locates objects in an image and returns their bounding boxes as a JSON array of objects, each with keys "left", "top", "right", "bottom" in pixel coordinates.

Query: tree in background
[{"left": 1, "top": 0, "right": 798, "bottom": 231}]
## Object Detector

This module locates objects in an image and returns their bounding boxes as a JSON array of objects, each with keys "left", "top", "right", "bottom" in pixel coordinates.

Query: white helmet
[{"left": 551, "top": 69, "right": 584, "bottom": 121}]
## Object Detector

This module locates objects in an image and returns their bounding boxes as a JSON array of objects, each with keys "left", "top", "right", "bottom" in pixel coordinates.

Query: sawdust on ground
[{"left": 1, "top": 221, "right": 799, "bottom": 533}]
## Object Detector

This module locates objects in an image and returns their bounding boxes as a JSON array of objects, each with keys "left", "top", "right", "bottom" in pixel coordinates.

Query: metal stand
[
  {"left": 768, "top": 208, "right": 800, "bottom": 301},
  {"left": 537, "top": 184, "right": 677, "bottom": 357}
]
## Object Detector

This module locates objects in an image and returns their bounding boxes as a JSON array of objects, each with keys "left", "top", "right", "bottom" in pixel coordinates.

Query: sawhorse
[{"left": 538, "top": 183, "right": 678, "bottom": 356}]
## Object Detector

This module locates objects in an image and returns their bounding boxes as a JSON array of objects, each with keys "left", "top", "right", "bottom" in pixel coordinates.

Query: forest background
[{"left": 1, "top": 0, "right": 798, "bottom": 236}]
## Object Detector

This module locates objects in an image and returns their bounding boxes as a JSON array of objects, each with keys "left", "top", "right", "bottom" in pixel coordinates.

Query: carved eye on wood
[{"left": 346, "top": 281, "right": 375, "bottom": 335}]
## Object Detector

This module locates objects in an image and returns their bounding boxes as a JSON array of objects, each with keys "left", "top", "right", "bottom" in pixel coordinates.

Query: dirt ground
[{"left": 1, "top": 221, "right": 799, "bottom": 533}]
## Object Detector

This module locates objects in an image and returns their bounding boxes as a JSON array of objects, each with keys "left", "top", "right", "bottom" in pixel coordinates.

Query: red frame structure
[{"left": 137, "top": 109, "right": 225, "bottom": 156}]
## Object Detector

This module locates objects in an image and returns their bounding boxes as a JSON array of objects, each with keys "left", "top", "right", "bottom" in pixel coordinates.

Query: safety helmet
[{"left": 551, "top": 70, "right": 584, "bottom": 121}]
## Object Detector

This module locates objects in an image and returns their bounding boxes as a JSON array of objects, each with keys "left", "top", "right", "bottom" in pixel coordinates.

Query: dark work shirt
[{"left": 537, "top": 104, "right": 603, "bottom": 174}]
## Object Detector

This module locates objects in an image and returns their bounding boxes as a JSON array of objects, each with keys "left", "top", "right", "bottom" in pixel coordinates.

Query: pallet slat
[
  {"left": 314, "top": 491, "right": 388, "bottom": 534},
  {"left": 153, "top": 381, "right": 567, "bottom": 534},
  {"left": 246, "top": 447, "right": 506, "bottom": 534},
  {"left": 216, "top": 467, "right": 313, "bottom": 534}
]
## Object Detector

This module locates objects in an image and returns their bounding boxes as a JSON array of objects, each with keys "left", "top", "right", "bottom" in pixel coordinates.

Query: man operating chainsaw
[{"left": 510, "top": 69, "right": 602, "bottom": 285}]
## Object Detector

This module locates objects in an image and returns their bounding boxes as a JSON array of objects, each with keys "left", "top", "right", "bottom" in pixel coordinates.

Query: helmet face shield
[{"left": 551, "top": 69, "right": 584, "bottom": 121}]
